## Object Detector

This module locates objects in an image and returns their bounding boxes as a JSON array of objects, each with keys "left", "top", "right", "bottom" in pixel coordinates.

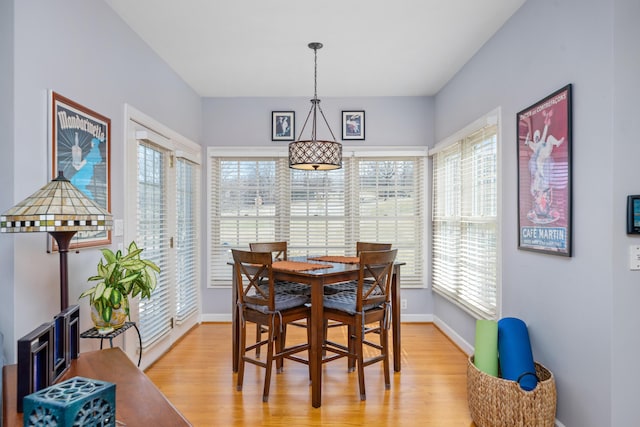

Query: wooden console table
[{"left": 2, "top": 347, "right": 191, "bottom": 427}]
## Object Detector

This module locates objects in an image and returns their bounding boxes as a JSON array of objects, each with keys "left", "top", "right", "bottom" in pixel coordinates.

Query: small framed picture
[
  {"left": 342, "top": 110, "right": 365, "bottom": 140},
  {"left": 272, "top": 111, "right": 295, "bottom": 141}
]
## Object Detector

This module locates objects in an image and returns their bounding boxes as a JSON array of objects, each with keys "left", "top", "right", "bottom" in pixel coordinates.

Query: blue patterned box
[{"left": 23, "top": 376, "right": 116, "bottom": 427}]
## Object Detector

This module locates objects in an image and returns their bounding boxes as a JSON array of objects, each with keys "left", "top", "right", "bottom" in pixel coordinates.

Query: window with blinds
[
  {"left": 175, "top": 157, "right": 199, "bottom": 324},
  {"left": 289, "top": 167, "right": 346, "bottom": 255},
  {"left": 137, "top": 142, "right": 172, "bottom": 347},
  {"left": 208, "top": 153, "right": 425, "bottom": 288},
  {"left": 432, "top": 119, "right": 499, "bottom": 319}
]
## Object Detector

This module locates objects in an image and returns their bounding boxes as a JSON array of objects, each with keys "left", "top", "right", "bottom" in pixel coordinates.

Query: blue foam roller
[{"left": 498, "top": 317, "right": 538, "bottom": 391}]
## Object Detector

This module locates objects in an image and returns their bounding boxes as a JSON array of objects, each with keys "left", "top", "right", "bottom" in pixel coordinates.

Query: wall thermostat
[{"left": 627, "top": 195, "right": 640, "bottom": 234}]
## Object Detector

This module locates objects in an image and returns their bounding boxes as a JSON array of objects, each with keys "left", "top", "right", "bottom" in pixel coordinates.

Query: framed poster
[
  {"left": 517, "top": 84, "right": 572, "bottom": 256},
  {"left": 51, "top": 91, "right": 111, "bottom": 249},
  {"left": 342, "top": 110, "right": 365, "bottom": 140},
  {"left": 272, "top": 111, "right": 295, "bottom": 141}
]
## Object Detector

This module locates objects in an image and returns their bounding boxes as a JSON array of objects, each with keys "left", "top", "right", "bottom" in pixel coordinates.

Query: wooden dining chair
[
  {"left": 324, "top": 242, "right": 392, "bottom": 295},
  {"left": 323, "top": 241, "right": 393, "bottom": 365},
  {"left": 249, "top": 241, "right": 310, "bottom": 359},
  {"left": 232, "top": 249, "right": 311, "bottom": 402},
  {"left": 322, "top": 249, "right": 398, "bottom": 400},
  {"left": 249, "top": 241, "right": 311, "bottom": 297}
]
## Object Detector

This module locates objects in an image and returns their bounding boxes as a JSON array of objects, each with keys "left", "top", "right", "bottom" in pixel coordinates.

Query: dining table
[{"left": 230, "top": 255, "right": 404, "bottom": 408}]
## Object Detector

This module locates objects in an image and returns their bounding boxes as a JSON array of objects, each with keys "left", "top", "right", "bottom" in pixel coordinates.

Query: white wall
[
  {"left": 611, "top": 0, "right": 640, "bottom": 425},
  {"left": 1, "top": 0, "right": 203, "bottom": 363},
  {"left": 0, "top": 0, "right": 16, "bottom": 366},
  {"left": 434, "top": 0, "right": 640, "bottom": 425}
]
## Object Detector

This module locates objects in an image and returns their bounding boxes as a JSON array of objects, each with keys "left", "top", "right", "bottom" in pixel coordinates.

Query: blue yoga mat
[
  {"left": 474, "top": 320, "right": 498, "bottom": 376},
  {"left": 498, "top": 317, "right": 538, "bottom": 391}
]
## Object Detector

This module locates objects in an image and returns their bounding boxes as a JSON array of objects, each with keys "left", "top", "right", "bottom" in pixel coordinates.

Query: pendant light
[{"left": 289, "top": 42, "right": 342, "bottom": 170}]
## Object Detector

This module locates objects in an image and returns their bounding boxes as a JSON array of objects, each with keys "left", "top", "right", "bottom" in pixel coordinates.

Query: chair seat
[
  {"left": 259, "top": 280, "right": 311, "bottom": 297},
  {"left": 247, "top": 292, "right": 309, "bottom": 314},
  {"left": 275, "top": 280, "right": 312, "bottom": 296},
  {"left": 323, "top": 291, "right": 383, "bottom": 315}
]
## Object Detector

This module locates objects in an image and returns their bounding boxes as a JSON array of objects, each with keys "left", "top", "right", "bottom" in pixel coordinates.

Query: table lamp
[{"left": 1, "top": 171, "right": 112, "bottom": 310}]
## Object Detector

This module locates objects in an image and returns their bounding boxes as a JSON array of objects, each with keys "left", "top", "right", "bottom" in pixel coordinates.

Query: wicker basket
[{"left": 467, "top": 356, "right": 557, "bottom": 427}]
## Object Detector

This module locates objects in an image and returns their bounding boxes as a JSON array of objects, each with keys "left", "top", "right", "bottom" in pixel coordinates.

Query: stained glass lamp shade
[{"left": 1, "top": 171, "right": 112, "bottom": 310}]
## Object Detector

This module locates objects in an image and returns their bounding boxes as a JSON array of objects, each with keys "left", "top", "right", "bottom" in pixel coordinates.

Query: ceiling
[{"left": 105, "top": 0, "right": 526, "bottom": 98}]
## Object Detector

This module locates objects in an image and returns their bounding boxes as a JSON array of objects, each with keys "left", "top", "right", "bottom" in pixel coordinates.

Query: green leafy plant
[{"left": 79, "top": 241, "right": 160, "bottom": 324}]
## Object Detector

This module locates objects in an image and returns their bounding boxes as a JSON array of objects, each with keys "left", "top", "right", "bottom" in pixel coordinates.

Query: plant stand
[{"left": 80, "top": 322, "right": 142, "bottom": 367}]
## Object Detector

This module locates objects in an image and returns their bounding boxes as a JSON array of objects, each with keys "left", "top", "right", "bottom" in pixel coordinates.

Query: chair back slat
[
  {"left": 249, "top": 241, "right": 288, "bottom": 261},
  {"left": 357, "top": 249, "right": 398, "bottom": 312},
  {"left": 356, "top": 241, "right": 392, "bottom": 255},
  {"left": 232, "top": 249, "right": 275, "bottom": 311}
]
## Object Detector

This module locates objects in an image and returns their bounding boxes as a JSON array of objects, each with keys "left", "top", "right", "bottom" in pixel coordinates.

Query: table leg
[
  {"left": 310, "top": 278, "right": 323, "bottom": 408},
  {"left": 232, "top": 263, "right": 239, "bottom": 373},
  {"left": 392, "top": 265, "right": 401, "bottom": 372}
]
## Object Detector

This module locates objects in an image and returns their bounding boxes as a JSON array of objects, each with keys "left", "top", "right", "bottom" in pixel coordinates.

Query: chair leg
[
  {"left": 381, "top": 320, "right": 391, "bottom": 390},
  {"left": 322, "top": 319, "right": 328, "bottom": 358},
  {"left": 356, "top": 322, "right": 366, "bottom": 400},
  {"left": 348, "top": 324, "right": 356, "bottom": 373},
  {"left": 276, "top": 325, "right": 287, "bottom": 373},
  {"left": 263, "top": 325, "right": 276, "bottom": 402},
  {"left": 237, "top": 322, "right": 247, "bottom": 392},
  {"left": 255, "top": 323, "right": 263, "bottom": 358}
]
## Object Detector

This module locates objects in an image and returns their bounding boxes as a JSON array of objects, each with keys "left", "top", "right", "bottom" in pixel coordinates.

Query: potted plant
[{"left": 80, "top": 241, "right": 160, "bottom": 333}]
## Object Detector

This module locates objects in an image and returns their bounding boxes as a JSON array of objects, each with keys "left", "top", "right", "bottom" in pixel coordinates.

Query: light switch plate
[{"left": 629, "top": 245, "right": 640, "bottom": 270}]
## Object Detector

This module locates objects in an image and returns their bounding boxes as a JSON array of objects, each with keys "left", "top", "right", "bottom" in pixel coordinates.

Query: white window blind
[
  {"left": 208, "top": 152, "right": 425, "bottom": 287},
  {"left": 137, "top": 142, "right": 172, "bottom": 347},
  {"left": 432, "top": 123, "right": 498, "bottom": 319},
  {"left": 289, "top": 167, "right": 346, "bottom": 256},
  {"left": 175, "top": 157, "right": 199, "bottom": 323},
  {"left": 208, "top": 158, "right": 288, "bottom": 286},
  {"left": 351, "top": 157, "right": 424, "bottom": 286}
]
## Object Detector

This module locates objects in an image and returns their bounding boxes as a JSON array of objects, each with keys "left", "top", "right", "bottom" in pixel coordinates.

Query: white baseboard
[
  {"left": 201, "top": 312, "right": 433, "bottom": 323},
  {"left": 433, "top": 315, "right": 474, "bottom": 355},
  {"left": 201, "top": 313, "right": 231, "bottom": 322},
  {"left": 398, "top": 313, "right": 433, "bottom": 322}
]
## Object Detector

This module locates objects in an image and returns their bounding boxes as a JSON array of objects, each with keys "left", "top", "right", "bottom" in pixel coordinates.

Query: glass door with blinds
[
  {"left": 124, "top": 110, "right": 201, "bottom": 368},
  {"left": 137, "top": 141, "right": 173, "bottom": 350}
]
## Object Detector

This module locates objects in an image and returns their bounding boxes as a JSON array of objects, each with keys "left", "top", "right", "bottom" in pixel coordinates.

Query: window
[
  {"left": 431, "top": 111, "right": 499, "bottom": 319},
  {"left": 208, "top": 150, "right": 426, "bottom": 288}
]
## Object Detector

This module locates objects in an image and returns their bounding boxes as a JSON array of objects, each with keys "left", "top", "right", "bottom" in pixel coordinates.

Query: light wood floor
[{"left": 145, "top": 322, "right": 475, "bottom": 426}]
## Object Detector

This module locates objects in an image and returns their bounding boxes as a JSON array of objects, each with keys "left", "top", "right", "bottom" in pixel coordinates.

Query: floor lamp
[{"left": 1, "top": 172, "right": 112, "bottom": 311}]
